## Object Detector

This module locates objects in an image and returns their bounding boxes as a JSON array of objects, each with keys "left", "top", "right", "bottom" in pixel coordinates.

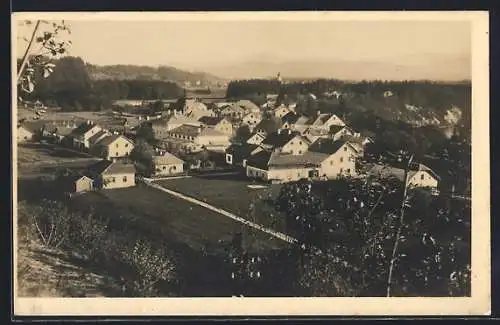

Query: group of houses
[{"left": 18, "top": 89, "right": 441, "bottom": 191}]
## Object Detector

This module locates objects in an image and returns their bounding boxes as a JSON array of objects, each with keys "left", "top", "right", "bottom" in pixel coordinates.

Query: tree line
[{"left": 19, "top": 56, "right": 184, "bottom": 111}]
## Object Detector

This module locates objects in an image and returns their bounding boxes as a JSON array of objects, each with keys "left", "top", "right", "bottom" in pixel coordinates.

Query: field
[
  {"left": 156, "top": 174, "right": 287, "bottom": 233},
  {"left": 17, "top": 108, "right": 142, "bottom": 129},
  {"left": 73, "top": 186, "right": 287, "bottom": 253},
  {"left": 70, "top": 185, "right": 291, "bottom": 296},
  {"left": 16, "top": 143, "right": 100, "bottom": 178}
]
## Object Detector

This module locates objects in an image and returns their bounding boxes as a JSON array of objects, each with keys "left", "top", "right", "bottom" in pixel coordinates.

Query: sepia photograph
[{"left": 12, "top": 11, "right": 490, "bottom": 316}]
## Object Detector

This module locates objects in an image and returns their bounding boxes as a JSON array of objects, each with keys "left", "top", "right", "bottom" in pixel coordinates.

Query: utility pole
[{"left": 386, "top": 151, "right": 414, "bottom": 297}]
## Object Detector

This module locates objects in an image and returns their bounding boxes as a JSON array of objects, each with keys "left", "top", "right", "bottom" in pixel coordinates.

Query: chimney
[
  {"left": 87, "top": 120, "right": 91, "bottom": 125},
  {"left": 277, "top": 129, "right": 281, "bottom": 135},
  {"left": 317, "top": 110, "right": 321, "bottom": 116},
  {"left": 197, "top": 127, "right": 201, "bottom": 134}
]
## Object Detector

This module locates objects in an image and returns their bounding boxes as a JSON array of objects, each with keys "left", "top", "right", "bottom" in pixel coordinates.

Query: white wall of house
[
  {"left": 274, "top": 106, "right": 291, "bottom": 119},
  {"left": 77, "top": 125, "right": 103, "bottom": 149},
  {"left": 246, "top": 166, "right": 270, "bottom": 181},
  {"left": 268, "top": 166, "right": 315, "bottom": 182},
  {"left": 324, "top": 115, "right": 345, "bottom": 128},
  {"left": 17, "top": 127, "right": 33, "bottom": 143},
  {"left": 280, "top": 136, "right": 309, "bottom": 155},
  {"left": 247, "top": 133, "right": 265, "bottom": 145},
  {"left": 242, "top": 113, "right": 262, "bottom": 127},
  {"left": 319, "top": 145, "right": 358, "bottom": 179},
  {"left": 102, "top": 137, "right": 134, "bottom": 160},
  {"left": 195, "top": 134, "right": 230, "bottom": 147},
  {"left": 102, "top": 172, "right": 135, "bottom": 189},
  {"left": 214, "top": 120, "right": 233, "bottom": 135},
  {"left": 332, "top": 127, "right": 354, "bottom": 141},
  {"left": 408, "top": 171, "right": 439, "bottom": 188},
  {"left": 154, "top": 163, "right": 184, "bottom": 176}
]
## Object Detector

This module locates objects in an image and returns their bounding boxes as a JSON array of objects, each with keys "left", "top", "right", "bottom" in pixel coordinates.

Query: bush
[{"left": 19, "top": 199, "right": 177, "bottom": 297}]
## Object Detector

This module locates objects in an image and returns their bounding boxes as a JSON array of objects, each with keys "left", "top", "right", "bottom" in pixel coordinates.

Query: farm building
[
  {"left": 152, "top": 151, "right": 185, "bottom": 176},
  {"left": 86, "top": 159, "right": 136, "bottom": 189}
]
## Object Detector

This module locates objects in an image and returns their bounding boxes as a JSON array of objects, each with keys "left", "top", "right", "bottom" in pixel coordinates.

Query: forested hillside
[
  {"left": 87, "top": 64, "right": 225, "bottom": 86},
  {"left": 226, "top": 79, "right": 471, "bottom": 130},
  {"left": 19, "top": 57, "right": 184, "bottom": 111}
]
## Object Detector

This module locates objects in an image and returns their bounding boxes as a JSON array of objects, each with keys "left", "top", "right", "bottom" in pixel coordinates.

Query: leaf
[{"left": 43, "top": 68, "right": 52, "bottom": 78}]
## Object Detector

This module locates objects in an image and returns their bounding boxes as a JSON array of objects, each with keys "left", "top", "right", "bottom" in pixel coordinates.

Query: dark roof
[
  {"left": 71, "top": 122, "right": 99, "bottom": 136},
  {"left": 198, "top": 116, "right": 225, "bottom": 126},
  {"left": 254, "top": 118, "right": 281, "bottom": 135},
  {"left": 88, "top": 130, "right": 110, "bottom": 144},
  {"left": 329, "top": 125, "right": 346, "bottom": 134},
  {"left": 87, "top": 160, "right": 136, "bottom": 175},
  {"left": 226, "top": 143, "right": 259, "bottom": 159},
  {"left": 309, "top": 139, "right": 351, "bottom": 155},
  {"left": 268, "top": 151, "right": 328, "bottom": 168},
  {"left": 246, "top": 150, "right": 272, "bottom": 170},
  {"left": 261, "top": 130, "right": 299, "bottom": 147},
  {"left": 281, "top": 112, "right": 299, "bottom": 124}
]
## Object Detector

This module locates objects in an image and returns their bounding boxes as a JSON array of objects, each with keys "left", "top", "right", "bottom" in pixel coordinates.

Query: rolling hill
[{"left": 86, "top": 64, "right": 227, "bottom": 86}]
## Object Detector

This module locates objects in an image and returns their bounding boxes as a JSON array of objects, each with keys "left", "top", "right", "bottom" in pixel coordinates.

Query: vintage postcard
[{"left": 12, "top": 11, "right": 490, "bottom": 316}]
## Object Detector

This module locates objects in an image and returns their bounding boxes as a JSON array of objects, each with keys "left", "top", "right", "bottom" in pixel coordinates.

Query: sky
[{"left": 15, "top": 18, "right": 471, "bottom": 80}]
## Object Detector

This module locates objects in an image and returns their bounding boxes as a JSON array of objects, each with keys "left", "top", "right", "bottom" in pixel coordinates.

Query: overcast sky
[{"left": 15, "top": 18, "right": 471, "bottom": 79}]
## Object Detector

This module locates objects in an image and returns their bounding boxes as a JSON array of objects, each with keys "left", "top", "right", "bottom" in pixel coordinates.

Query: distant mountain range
[
  {"left": 86, "top": 64, "right": 228, "bottom": 86},
  {"left": 194, "top": 56, "right": 471, "bottom": 82},
  {"left": 85, "top": 54, "right": 471, "bottom": 84}
]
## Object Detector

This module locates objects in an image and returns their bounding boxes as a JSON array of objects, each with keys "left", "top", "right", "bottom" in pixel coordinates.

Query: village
[{"left": 17, "top": 80, "right": 442, "bottom": 198}]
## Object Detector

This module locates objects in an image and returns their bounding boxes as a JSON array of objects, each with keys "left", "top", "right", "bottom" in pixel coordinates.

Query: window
[
  {"left": 340, "top": 157, "right": 344, "bottom": 163},
  {"left": 172, "top": 166, "right": 176, "bottom": 171},
  {"left": 125, "top": 143, "right": 129, "bottom": 148},
  {"left": 347, "top": 168, "right": 351, "bottom": 173},
  {"left": 116, "top": 143, "right": 119, "bottom": 148},
  {"left": 299, "top": 141, "right": 303, "bottom": 145},
  {"left": 340, "top": 168, "right": 343, "bottom": 174},
  {"left": 123, "top": 176, "right": 127, "bottom": 182},
  {"left": 291, "top": 150, "right": 294, "bottom": 155},
  {"left": 298, "top": 150, "right": 302, "bottom": 154},
  {"left": 290, "top": 141, "right": 294, "bottom": 145},
  {"left": 330, "top": 160, "right": 333, "bottom": 166},
  {"left": 421, "top": 174, "right": 425, "bottom": 180},
  {"left": 116, "top": 152, "right": 119, "bottom": 156},
  {"left": 111, "top": 177, "right": 116, "bottom": 183},
  {"left": 162, "top": 166, "right": 166, "bottom": 170},
  {"left": 344, "top": 147, "right": 347, "bottom": 151}
]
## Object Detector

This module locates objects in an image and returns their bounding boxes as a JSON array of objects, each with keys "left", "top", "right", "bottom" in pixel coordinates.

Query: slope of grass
[{"left": 156, "top": 175, "right": 287, "bottom": 233}]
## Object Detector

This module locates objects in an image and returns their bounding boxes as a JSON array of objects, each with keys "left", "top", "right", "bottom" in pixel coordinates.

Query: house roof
[
  {"left": 329, "top": 125, "right": 346, "bottom": 135},
  {"left": 366, "top": 163, "right": 440, "bottom": 182},
  {"left": 245, "top": 150, "right": 273, "bottom": 170},
  {"left": 169, "top": 125, "right": 226, "bottom": 138},
  {"left": 281, "top": 112, "right": 299, "bottom": 124},
  {"left": 226, "top": 143, "right": 259, "bottom": 158},
  {"left": 96, "top": 134, "right": 134, "bottom": 147},
  {"left": 87, "top": 160, "right": 136, "bottom": 175},
  {"left": 88, "top": 130, "right": 110, "bottom": 145},
  {"left": 198, "top": 116, "right": 225, "bottom": 126},
  {"left": 236, "top": 99, "right": 260, "bottom": 112},
  {"left": 71, "top": 122, "right": 99, "bottom": 136},
  {"left": 261, "top": 130, "right": 300, "bottom": 147},
  {"left": 268, "top": 151, "right": 329, "bottom": 168},
  {"left": 295, "top": 115, "right": 313, "bottom": 126},
  {"left": 254, "top": 118, "right": 281, "bottom": 135},
  {"left": 313, "top": 113, "right": 332, "bottom": 125},
  {"left": 309, "top": 139, "right": 353, "bottom": 155},
  {"left": 153, "top": 152, "right": 184, "bottom": 165}
]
